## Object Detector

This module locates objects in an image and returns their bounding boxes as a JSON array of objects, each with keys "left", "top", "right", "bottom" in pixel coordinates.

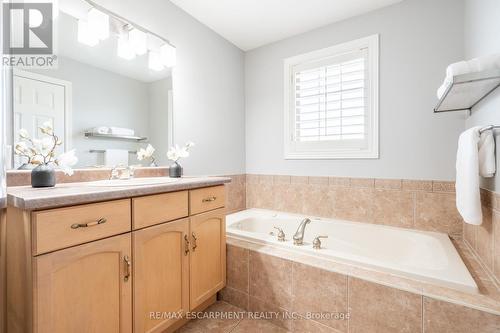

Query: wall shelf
[
  {"left": 84, "top": 132, "right": 147, "bottom": 142},
  {"left": 434, "top": 69, "right": 500, "bottom": 113}
]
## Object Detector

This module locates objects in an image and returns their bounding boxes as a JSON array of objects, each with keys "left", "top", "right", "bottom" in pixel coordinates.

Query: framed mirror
[{"left": 7, "top": 0, "right": 175, "bottom": 169}]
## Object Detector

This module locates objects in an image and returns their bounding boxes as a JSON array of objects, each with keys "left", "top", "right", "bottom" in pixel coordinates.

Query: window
[{"left": 284, "top": 35, "right": 379, "bottom": 159}]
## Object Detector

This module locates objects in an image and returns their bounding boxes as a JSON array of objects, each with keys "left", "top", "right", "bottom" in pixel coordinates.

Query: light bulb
[
  {"left": 77, "top": 19, "right": 98, "bottom": 47},
  {"left": 129, "top": 28, "right": 147, "bottom": 55},
  {"left": 117, "top": 34, "right": 136, "bottom": 60},
  {"left": 148, "top": 51, "right": 164, "bottom": 71},
  {"left": 160, "top": 43, "right": 176, "bottom": 67},
  {"left": 88, "top": 8, "right": 109, "bottom": 41}
]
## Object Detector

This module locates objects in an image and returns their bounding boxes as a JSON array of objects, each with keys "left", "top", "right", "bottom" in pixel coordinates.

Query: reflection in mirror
[{"left": 8, "top": 0, "right": 175, "bottom": 169}]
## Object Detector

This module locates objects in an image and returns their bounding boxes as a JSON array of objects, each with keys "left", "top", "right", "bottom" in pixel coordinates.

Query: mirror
[{"left": 8, "top": 0, "right": 174, "bottom": 169}]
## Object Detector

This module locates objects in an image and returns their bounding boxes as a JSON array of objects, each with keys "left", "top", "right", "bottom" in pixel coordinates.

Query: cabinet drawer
[
  {"left": 189, "top": 186, "right": 225, "bottom": 215},
  {"left": 132, "top": 191, "right": 188, "bottom": 229},
  {"left": 33, "top": 199, "right": 131, "bottom": 255}
]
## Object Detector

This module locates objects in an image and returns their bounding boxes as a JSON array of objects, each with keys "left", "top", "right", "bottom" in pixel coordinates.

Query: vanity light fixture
[
  {"left": 148, "top": 50, "right": 164, "bottom": 71},
  {"left": 117, "top": 33, "right": 136, "bottom": 60},
  {"left": 77, "top": 19, "right": 99, "bottom": 47},
  {"left": 129, "top": 28, "right": 147, "bottom": 55},
  {"left": 160, "top": 43, "right": 176, "bottom": 68},
  {"left": 87, "top": 8, "right": 109, "bottom": 41}
]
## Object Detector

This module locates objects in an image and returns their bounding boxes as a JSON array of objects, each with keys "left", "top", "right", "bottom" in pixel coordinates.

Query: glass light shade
[
  {"left": 148, "top": 51, "right": 164, "bottom": 71},
  {"left": 160, "top": 43, "right": 176, "bottom": 67},
  {"left": 129, "top": 28, "right": 147, "bottom": 55},
  {"left": 77, "top": 19, "right": 98, "bottom": 47},
  {"left": 88, "top": 8, "right": 109, "bottom": 41},
  {"left": 117, "top": 34, "right": 136, "bottom": 60}
]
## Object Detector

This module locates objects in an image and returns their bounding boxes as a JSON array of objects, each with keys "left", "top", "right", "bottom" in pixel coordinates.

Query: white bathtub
[{"left": 226, "top": 209, "right": 478, "bottom": 294}]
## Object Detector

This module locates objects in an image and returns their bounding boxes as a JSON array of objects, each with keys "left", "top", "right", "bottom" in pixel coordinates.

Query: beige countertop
[{"left": 7, "top": 176, "right": 231, "bottom": 210}]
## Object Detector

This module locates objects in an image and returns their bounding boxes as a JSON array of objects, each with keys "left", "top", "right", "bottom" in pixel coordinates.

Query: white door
[{"left": 13, "top": 71, "right": 69, "bottom": 167}]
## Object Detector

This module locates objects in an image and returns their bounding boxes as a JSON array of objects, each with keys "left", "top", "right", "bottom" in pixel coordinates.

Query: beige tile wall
[
  {"left": 220, "top": 244, "right": 500, "bottom": 333},
  {"left": 464, "top": 189, "right": 500, "bottom": 285},
  {"left": 245, "top": 174, "right": 462, "bottom": 236}
]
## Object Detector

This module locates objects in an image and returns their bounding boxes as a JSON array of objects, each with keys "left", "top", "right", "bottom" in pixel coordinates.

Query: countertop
[{"left": 7, "top": 176, "right": 231, "bottom": 210}]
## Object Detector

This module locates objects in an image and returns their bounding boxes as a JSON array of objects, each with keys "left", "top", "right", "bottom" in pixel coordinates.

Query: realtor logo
[{"left": 2, "top": 2, "right": 56, "bottom": 68}]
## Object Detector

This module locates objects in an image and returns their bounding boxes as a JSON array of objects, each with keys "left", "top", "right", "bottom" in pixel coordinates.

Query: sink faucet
[
  {"left": 109, "top": 165, "right": 135, "bottom": 180},
  {"left": 293, "top": 218, "right": 311, "bottom": 245}
]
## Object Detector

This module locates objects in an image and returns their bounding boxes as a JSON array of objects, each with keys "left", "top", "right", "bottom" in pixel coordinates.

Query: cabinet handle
[
  {"left": 71, "top": 217, "right": 107, "bottom": 229},
  {"left": 124, "top": 255, "right": 131, "bottom": 282},
  {"left": 202, "top": 196, "right": 217, "bottom": 203},
  {"left": 192, "top": 232, "right": 197, "bottom": 251},
  {"left": 184, "top": 234, "right": 190, "bottom": 256}
]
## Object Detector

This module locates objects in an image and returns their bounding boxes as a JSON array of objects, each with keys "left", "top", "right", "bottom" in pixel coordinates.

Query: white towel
[
  {"left": 92, "top": 126, "right": 110, "bottom": 134},
  {"left": 476, "top": 53, "right": 500, "bottom": 72},
  {"left": 456, "top": 127, "right": 483, "bottom": 225},
  {"left": 479, "top": 130, "right": 496, "bottom": 178},
  {"left": 104, "top": 149, "right": 129, "bottom": 167},
  {"left": 446, "top": 61, "right": 470, "bottom": 77},
  {"left": 109, "top": 127, "right": 135, "bottom": 136}
]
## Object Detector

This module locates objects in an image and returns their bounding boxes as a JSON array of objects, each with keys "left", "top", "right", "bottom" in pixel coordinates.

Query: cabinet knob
[
  {"left": 192, "top": 232, "right": 198, "bottom": 251},
  {"left": 202, "top": 196, "right": 217, "bottom": 203},
  {"left": 123, "top": 255, "right": 131, "bottom": 281},
  {"left": 184, "top": 234, "right": 190, "bottom": 256}
]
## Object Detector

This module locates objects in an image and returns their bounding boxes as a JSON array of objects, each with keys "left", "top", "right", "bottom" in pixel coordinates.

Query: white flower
[
  {"left": 185, "top": 141, "right": 195, "bottom": 148},
  {"left": 18, "top": 128, "right": 30, "bottom": 139},
  {"left": 137, "top": 144, "right": 155, "bottom": 161},
  {"left": 167, "top": 141, "right": 195, "bottom": 162},
  {"left": 14, "top": 141, "right": 29, "bottom": 155},
  {"left": 39, "top": 121, "right": 53, "bottom": 135},
  {"left": 167, "top": 146, "right": 180, "bottom": 162},
  {"left": 56, "top": 149, "right": 78, "bottom": 176}
]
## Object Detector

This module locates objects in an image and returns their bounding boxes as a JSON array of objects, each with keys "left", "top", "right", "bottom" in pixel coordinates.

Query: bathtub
[{"left": 226, "top": 208, "right": 478, "bottom": 294}]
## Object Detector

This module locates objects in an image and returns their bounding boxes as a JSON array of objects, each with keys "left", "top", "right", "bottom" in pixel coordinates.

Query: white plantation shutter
[
  {"left": 284, "top": 35, "right": 379, "bottom": 159},
  {"left": 294, "top": 50, "right": 367, "bottom": 143}
]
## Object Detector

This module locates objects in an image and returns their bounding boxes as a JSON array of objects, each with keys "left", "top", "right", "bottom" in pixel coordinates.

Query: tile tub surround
[
  {"left": 224, "top": 174, "right": 246, "bottom": 214},
  {"left": 464, "top": 188, "right": 500, "bottom": 286},
  {"left": 220, "top": 240, "right": 500, "bottom": 333},
  {"left": 246, "top": 174, "right": 462, "bottom": 236}
]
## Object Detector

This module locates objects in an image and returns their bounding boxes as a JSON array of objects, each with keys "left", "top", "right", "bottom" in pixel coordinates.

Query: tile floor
[{"left": 175, "top": 301, "right": 288, "bottom": 333}]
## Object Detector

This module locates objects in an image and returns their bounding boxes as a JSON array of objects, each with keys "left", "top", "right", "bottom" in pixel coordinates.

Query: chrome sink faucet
[
  {"left": 109, "top": 165, "right": 135, "bottom": 180},
  {"left": 293, "top": 218, "right": 311, "bottom": 245}
]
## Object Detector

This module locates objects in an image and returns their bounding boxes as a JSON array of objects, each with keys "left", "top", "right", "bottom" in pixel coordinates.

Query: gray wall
[
  {"left": 245, "top": 0, "right": 465, "bottom": 180},
  {"left": 95, "top": 0, "right": 246, "bottom": 175},
  {"left": 464, "top": 0, "right": 500, "bottom": 191}
]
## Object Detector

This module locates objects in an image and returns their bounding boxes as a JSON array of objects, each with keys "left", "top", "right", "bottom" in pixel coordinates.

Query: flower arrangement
[
  {"left": 14, "top": 121, "right": 78, "bottom": 176},
  {"left": 136, "top": 144, "right": 157, "bottom": 166},
  {"left": 167, "top": 141, "right": 195, "bottom": 162}
]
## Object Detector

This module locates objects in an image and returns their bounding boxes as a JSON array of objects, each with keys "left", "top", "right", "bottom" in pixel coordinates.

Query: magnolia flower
[
  {"left": 137, "top": 144, "right": 155, "bottom": 161},
  {"left": 167, "top": 141, "right": 195, "bottom": 162},
  {"left": 18, "top": 128, "right": 30, "bottom": 139},
  {"left": 40, "top": 120, "right": 53, "bottom": 135},
  {"left": 14, "top": 141, "right": 29, "bottom": 155},
  {"left": 55, "top": 149, "right": 78, "bottom": 176}
]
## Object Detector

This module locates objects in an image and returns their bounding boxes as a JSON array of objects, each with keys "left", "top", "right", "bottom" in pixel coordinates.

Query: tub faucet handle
[
  {"left": 273, "top": 227, "right": 286, "bottom": 242},
  {"left": 312, "top": 235, "right": 328, "bottom": 249}
]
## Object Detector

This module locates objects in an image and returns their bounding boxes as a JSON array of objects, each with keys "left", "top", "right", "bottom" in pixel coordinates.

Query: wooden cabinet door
[
  {"left": 133, "top": 218, "right": 189, "bottom": 333},
  {"left": 189, "top": 209, "right": 226, "bottom": 309},
  {"left": 35, "top": 234, "right": 132, "bottom": 333}
]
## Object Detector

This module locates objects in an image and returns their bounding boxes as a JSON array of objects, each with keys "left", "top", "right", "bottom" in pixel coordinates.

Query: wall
[
  {"left": 464, "top": 0, "right": 500, "bottom": 192},
  {"left": 245, "top": 0, "right": 465, "bottom": 180},
  {"left": 95, "top": 0, "right": 246, "bottom": 176}
]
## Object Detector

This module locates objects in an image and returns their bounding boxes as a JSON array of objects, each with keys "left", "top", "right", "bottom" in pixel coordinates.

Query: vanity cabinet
[{"left": 6, "top": 184, "right": 226, "bottom": 333}]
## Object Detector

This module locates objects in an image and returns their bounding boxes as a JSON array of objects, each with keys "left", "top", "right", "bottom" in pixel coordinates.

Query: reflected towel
[
  {"left": 92, "top": 126, "right": 110, "bottom": 134},
  {"left": 109, "top": 127, "right": 135, "bottom": 136},
  {"left": 456, "top": 127, "right": 482, "bottom": 225},
  {"left": 104, "top": 149, "right": 128, "bottom": 167},
  {"left": 479, "top": 130, "right": 496, "bottom": 178}
]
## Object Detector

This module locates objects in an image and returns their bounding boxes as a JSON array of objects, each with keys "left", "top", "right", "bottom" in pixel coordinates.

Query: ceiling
[{"left": 169, "top": 0, "right": 403, "bottom": 51}]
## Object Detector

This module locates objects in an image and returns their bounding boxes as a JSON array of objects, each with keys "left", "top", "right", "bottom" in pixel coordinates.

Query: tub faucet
[{"left": 293, "top": 218, "right": 311, "bottom": 245}]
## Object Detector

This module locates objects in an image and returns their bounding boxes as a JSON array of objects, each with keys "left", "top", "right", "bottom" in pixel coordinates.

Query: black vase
[
  {"left": 31, "top": 164, "right": 56, "bottom": 188},
  {"left": 169, "top": 162, "right": 183, "bottom": 178}
]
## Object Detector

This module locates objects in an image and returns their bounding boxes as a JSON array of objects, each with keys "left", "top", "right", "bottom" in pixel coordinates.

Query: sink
[{"left": 86, "top": 177, "right": 180, "bottom": 187}]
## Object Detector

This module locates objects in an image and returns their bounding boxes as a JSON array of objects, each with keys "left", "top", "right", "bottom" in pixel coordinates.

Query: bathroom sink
[{"left": 86, "top": 177, "right": 180, "bottom": 187}]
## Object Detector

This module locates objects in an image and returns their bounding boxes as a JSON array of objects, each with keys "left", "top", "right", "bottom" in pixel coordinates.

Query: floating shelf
[
  {"left": 434, "top": 69, "right": 500, "bottom": 113},
  {"left": 84, "top": 132, "right": 147, "bottom": 142}
]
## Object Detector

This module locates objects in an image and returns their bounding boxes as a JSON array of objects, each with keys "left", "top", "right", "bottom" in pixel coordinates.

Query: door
[
  {"left": 189, "top": 209, "right": 226, "bottom": 309},
  {"left": 35, "top": 234, "right": 132, "bottom": 333},
  {"left": 13, "top": 71, "right": 69, "bottom": 168},
  {"left": 133, "top": 218, "right": 190, "bottom": 333}
]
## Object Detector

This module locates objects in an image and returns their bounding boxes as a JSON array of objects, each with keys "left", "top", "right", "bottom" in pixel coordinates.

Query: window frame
[{"left": 283, "top": 34, "right": 379, "bottom": 159}]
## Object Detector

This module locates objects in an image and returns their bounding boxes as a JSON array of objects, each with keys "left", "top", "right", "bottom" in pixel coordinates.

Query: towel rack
[
  {"left": 89, "top": 149, "right": 137, "bottom": 154},
  {"left": 479, "top": 125, "right": 500, "bottom": 134}
]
